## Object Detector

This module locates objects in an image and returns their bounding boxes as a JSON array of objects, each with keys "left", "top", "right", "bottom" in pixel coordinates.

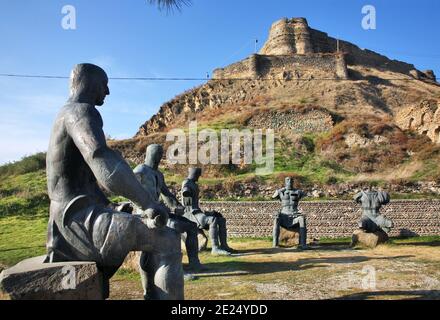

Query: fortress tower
[{"left": 260, "top": 18, "right": 314, "bottom": 55}]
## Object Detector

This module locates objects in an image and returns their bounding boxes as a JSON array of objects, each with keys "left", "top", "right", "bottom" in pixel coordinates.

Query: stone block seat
[
  {"left": 0, "top": 256, "right": 104, "bottom": 300},
  {"left": 279, "top": 226, "right": 303, "bottom": 247}
]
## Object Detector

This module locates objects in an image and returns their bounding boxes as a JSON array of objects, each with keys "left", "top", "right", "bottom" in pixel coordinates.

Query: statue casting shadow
[{"left": 195, "top": 255, "right": 414, "bottom": 279}]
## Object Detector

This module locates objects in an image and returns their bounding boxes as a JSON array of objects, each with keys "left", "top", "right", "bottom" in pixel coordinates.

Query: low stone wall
[{"left": 201, "top": 200, "right": 440, "bottom": 239}]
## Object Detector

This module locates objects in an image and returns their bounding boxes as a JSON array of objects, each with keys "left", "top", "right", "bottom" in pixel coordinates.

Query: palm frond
[{"left": 147, "top": 0, "right": 192, "bottom": 12}]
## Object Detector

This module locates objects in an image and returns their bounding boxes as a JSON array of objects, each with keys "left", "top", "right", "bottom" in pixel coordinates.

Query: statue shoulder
[
  {"left": 64, "top": 103, "right": 102, "bottom": 126},
  {"left": 378, "top": 191, "right": 391, "bottom": 204},
  {"left": 354, "top": 191, "right": 364, "bottom": 201},
  {"left": 272, "top": 188, "right": 282, "bottom": 199}
]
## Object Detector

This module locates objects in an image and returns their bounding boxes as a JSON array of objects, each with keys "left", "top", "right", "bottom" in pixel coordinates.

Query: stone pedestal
[
  {"left": 121, "top": 252, "right": 140, "bottom": 272},
  {"left": 0, "top": 256, "right": 104, "bottom": 300},
  {"left": 181, "top": 230, "right": 209, "bottom": 252},
  {"left": 197, "top": 230, "right": 209, "bottom": 251},
  {"left": 351, "top": 229, "right": 389, "bottom": 248},
  {"left": 279, "top": 227, "right": 301, "bottom": 247}
]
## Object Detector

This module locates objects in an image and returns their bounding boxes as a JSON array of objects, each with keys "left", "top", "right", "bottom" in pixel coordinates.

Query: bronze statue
[
  {"left": 45, "top": 63, "right": 183, "bottom": 300},
  {"left": 133, "top": 144, "right": 206, "bottom": 289},
  {"left": 181, "top": 168, "right": 235, "bottom": 256},
  {"left": 272, "top": 177, "right": 308, "bottom": 249},
  {"left": 354, "top": 187, "right": 393, "bottom": 233}
]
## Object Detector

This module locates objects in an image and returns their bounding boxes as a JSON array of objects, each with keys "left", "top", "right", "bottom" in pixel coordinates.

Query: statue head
[
  {"left": 285, "top": 177, "right": 293, "bottom": 190},
  {"left": 69, "top": 63, "right": 110, "bottom": 106},
  {"left": 145, "top": 144, "right": 164, "bottom": 170},
  {"left": 188, "top": 167, "right": 202, "bottom": 181}
]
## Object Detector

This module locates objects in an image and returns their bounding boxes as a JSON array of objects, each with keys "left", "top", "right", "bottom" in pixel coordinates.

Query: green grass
[
  {"left": 0, "top": 215, "right": 48, "bottom": 267},
  {"left": 271, "top": 133, "right": 354, "bottom": 184},
  {"left": 389, "top": 236, "right": 440, "bottom": 245},
  {"left": 0, "top": 170, "right": 49, "bottom": 217},
  {"left": 318, "top": 237, "right": 352, "bottom": 244},
  {"left": 410, "top": 159, "right": 440, "bottom": 182}
]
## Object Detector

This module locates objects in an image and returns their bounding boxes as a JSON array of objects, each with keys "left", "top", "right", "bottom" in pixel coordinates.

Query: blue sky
[{"left": 0, "top": 0, "right": 439, "bottom": 164}]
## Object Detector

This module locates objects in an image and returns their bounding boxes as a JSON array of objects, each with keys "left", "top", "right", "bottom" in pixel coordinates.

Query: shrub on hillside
[
  {"left": 0, "top": 153, "right": 46, "bottom": 178},
  {"left": 315, "top": 116, "right": 436, "bottom": 174}
]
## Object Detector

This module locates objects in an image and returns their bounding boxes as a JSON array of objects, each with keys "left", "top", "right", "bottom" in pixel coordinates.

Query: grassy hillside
[{"left": 0, "top": 154, "right": 49, "bottom": 267}]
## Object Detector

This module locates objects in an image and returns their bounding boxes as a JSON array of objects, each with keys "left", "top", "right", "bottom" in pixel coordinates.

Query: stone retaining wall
[
  {"left": 247, "top": 109, "right": 334, "bottom": 134},
  {"left": 201, "top": 200, "right": 440, "bottom": 239}
]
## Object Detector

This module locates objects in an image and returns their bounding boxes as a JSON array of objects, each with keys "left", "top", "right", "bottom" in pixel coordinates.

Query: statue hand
[
  {"left": 116, "top": 202, "right": 134, "bottom": 214},
  {"left": 142, "top": 203, "right": 170, "bottom": 229},
  {"left": 174, "top": 206, "right": 185, "bottom": 216}
]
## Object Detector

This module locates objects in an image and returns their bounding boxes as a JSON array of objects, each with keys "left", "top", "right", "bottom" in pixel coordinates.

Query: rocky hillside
[{"left": 110, "top": 17, "right": 440, "bottom": 200}]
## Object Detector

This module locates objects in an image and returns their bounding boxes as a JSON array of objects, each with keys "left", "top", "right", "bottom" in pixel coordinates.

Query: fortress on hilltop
[
  {"left": 213, "top": 17, "right": 436, "bottom": 82},
  {"left": 133, "top": 17, "right": 439, "bottom": 142}
]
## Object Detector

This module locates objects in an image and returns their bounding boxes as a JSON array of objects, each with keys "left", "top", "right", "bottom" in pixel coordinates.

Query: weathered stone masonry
[{"left": 202, "top": 200, "right": 440, "bottom": 239}]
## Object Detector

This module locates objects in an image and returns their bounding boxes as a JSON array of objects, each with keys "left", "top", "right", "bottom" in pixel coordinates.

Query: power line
[
  {"left": 0, "top": 73, "right": 431, "bottom": 82},
  {"left": 0, "top": 73, "right": 69, "bottom": 79}
]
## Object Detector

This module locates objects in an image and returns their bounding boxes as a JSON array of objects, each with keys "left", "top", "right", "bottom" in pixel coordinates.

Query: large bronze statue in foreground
[{"left": 45, "top": 63, "right": 183, "bottom": 299}]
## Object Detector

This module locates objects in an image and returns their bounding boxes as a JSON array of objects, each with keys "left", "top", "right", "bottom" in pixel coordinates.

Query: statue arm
[
  {"left": 66, "top": 107, "right": 158, "bottom": 211},
  {"left": 181, "top": 182, "right": 195, "bottom": 209},
  {"left": 378, "top": 191, "right": 391, "bottom": 205},
  {"left": 161, "top": 184, "right": 181, "bottom": 209},
  {"left": 272, "top": 190, "right": 280, "bottom": 200},
  {"left": 159, "top": 174, "right": 182, "bottom": 209},
  {"left": 181, "top": 183, "right": 193, "bottom": 198},
  {"left": 353, "top": 192, "right": 363, "bottom": 203}
]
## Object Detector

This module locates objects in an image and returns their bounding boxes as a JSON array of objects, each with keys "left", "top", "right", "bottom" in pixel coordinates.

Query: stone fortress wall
[
  {"left": 202, "top": 200, "right": 440, "bottom": 239},
  {"left": 214, "top": 17, "right": 432, "bottom": 81},
  {"left": 213, "top": 53, "right": 348, "bottom": 81}
]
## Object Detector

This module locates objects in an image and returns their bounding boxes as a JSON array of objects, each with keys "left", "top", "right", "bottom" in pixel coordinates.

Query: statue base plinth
[
  {"left": 181, "top": 230, "right": 209, "bottom": 252},
  {"left": 351, "top": 229, "right": 389, "bottom": 248},
  {"left": 279, "top": 227, "right": 301, "bottom": 247},
  {"left": 0, "top": 256, "right": 104, "bottom": 300},
  {"left": 121, "top": 252, "right": 140, "bottom": 272}
]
